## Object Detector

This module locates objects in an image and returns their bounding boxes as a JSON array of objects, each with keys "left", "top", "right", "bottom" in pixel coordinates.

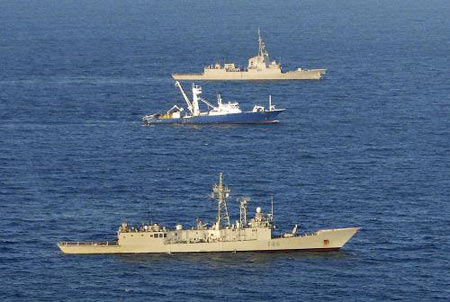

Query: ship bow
[{"left": 318, "top": 227, "right": 360, "bottom": 249}]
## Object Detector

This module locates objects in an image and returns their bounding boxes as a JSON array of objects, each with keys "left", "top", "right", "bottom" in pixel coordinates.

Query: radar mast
[
  {"left": 257, "top": 28, "right": 269, "bottom": 63},
  {"left": 238, "top": 196, "right": 250, "bottom": 227},
  {"left": 211, "top": 173, "right": 231, "bottom": 229}
]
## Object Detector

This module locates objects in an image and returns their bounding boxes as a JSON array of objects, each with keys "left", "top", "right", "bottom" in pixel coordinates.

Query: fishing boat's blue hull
[{"left": 144, "top": 110, "right": 284, "bottom": 125}]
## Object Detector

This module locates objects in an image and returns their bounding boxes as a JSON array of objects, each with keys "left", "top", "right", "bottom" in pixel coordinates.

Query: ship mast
[
  {"left": 270, "top": 196, "right": 274, "bottom": 223},
  {"left": 211, "top": 173, "right": 231, "bottom": 229},
  {"left": 238, "top": 196, "right": 250, "bottom": 227},
  {"left": 257, "top": 28, "right": 269, "bottom": 63}
]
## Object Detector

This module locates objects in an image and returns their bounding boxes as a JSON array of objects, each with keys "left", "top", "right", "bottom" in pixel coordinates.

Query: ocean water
[{"left": 1, "top": 0, "right": 449, "bottom": 301}]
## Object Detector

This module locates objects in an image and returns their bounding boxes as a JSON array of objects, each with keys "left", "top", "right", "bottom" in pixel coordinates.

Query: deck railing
[{"left": 58, "top": 241, "right": 118, "bottom": 246}]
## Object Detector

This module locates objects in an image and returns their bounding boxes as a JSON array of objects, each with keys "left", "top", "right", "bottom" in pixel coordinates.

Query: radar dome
[{"left": 256, "top": 207, "right": 262, "bottom": 213}]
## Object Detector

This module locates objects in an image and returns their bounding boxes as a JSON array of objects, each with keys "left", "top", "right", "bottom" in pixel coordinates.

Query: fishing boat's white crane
[
  {"left": 175, "top": 81, "right": 200, "bottom": 116},
  {"left": 175, "top": 81, "right": 219, "bottom": 113}
]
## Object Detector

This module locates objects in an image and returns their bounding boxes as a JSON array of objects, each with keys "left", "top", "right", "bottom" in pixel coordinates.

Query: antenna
[
  {"left": 258, "top": 28, "right": 263, "bottom": 56},
  {"left": 271, "top": 196, "right": 274, "bottom": 222},
  {"left": 148, "top": 199, "right": 151, "bottom": 222}
]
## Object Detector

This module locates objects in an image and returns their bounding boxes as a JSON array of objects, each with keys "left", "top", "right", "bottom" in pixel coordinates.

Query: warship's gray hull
[
  {"left": 57, "top": 174, "right": 360, "bottom": 256},
  {"left": 173, "top": 30, "right": 326, "bottom": 81},
  {"left": 58, "top": 227, "right": 359, "bottom": 254},
  {"left": 172, "top": 69, "right": 326, "bottom": 81}
]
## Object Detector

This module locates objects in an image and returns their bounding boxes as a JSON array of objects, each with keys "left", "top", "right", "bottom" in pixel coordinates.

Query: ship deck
[{"left": 58, "top": 241, "right": 118, "bottom": 246}]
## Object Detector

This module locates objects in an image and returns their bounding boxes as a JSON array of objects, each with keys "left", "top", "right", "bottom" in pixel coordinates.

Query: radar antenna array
[{"left": 238, "top": 196, "right": 251, "bottom": 227}]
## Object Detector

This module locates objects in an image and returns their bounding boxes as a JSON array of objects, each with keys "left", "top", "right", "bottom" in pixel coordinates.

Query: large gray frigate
[{"left": 58, "top": 173, "right": 359, "bottom": 254}]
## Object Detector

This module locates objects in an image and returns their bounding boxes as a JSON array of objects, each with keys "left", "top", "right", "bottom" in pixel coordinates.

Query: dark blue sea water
[{"left": 1, "top": 0, "right": 449, "bottom": 301}]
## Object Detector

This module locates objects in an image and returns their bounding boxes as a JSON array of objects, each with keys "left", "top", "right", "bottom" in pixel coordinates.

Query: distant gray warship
[
  {"left": 172, "top": 30, "right": 326, "bottom": 81},
  {"left": 58, "top": 174, "right": 359, "bottom": 254}
]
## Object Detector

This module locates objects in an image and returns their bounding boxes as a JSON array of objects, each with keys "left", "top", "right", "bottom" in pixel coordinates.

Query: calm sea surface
[{"left": 1, "top": 0, "right": 449, "bottom": 301}]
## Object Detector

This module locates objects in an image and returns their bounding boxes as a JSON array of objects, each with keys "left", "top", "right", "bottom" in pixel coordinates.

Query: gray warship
[
  {"left": 172, "top": 30, "right": 326, "bottom": 81},
  {"left": 58, "top": 174, "right": 359, "bottom": 254}
]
